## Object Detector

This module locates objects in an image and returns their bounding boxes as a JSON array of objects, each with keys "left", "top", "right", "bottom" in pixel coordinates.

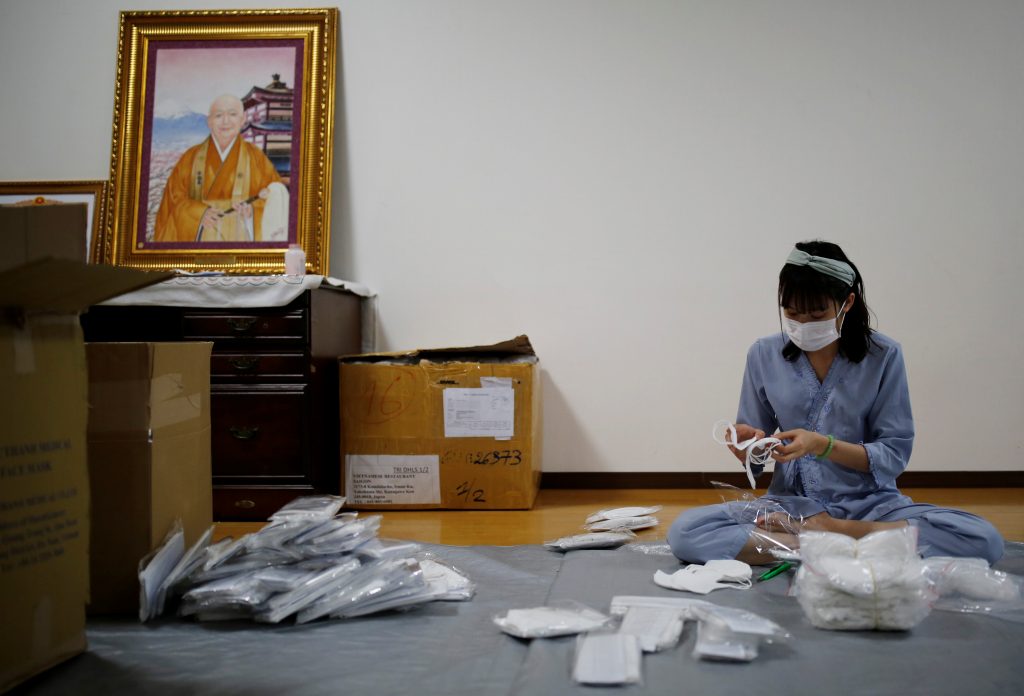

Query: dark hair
[{"left": 778, "top": 240, "right": 876, "bottom": 363}]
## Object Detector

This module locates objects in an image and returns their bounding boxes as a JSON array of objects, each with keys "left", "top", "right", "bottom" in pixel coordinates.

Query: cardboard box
[
  {"left": 0, "top": 203, "right": 87, "bottom": 271},
  {"left": 340, "top": 336, "right": 542, "bottom": 510},
  {"left": 85, "top": 342, "right": 213, "bottom": 615},
  {"left": 0, "top": 205, "right": 171, "bottom": 692}
]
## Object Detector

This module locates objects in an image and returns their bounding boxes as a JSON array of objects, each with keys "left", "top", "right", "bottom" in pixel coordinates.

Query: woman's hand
[
  {"left": 773, "top": 429, "right": 829, "bottom": 463},
  {"left": 727, "top": 423, "right": 765, "bottom": 464}
]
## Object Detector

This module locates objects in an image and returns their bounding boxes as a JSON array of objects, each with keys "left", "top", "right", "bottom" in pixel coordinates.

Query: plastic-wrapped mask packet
[
  {"left": 493, "top": 600, "right": 612, "bottom": 639},
  {"left": 331, "top": 562, "right": 439, "bottom": 618},
  {"left": 585, "top": 516, "right": 658, "bottom": 532},
  {"left": 269, "top": 495, "right": 346, "bottom": 523},
  {"left": 246, "top": 517, "right": 325, "bottom": 551},
  {"left": 255, "top": 557, "right": 362, "bottom": 624},
  {"left": 192, "top": 548, "right": 296, "bottom": 584},
  {"left": 609, "top": 595, "right": 711, "bottom": 620},
  {"left": 572, "top": 633, "right": 642, "bottom": 686},
  {"left": 297, "top": 558, "right": 420, "bottom": 623},
  {"left": 622, "top": 542, "right": 675, "bottom": 556},
  {"left": 180, "top": 571, "right": 274, "bottom": 616},
  {"left": 138, "top": 521, "right": 185, "bottom": 622},
  {"left": 251, "top": 565, "right": 321, "bottom": 593},
  {"left": 355, "top": 538, "right": 422, "bottom": 561},
  {"left": 618, "top": 605, "right": 685, "bottom": 652},
  {"left": 303, "top": 516, "right": 382, "bottom": 555},
  {"left": 418, "top": 557, "right": 475, "bottom": 600},
  {"left": 289, "top": 513, "right": 360, "bottom": 546},
  {"left": 156, "top": 526, "right": 213, "bottom": 615},
  {"left": 585, "top": 506, "right": 663, "bottom": 525},
  {"left": 202, "top": 535, "right": 249, "bottom": 572},
  {"left": 693, "top": 604, "right": 790, "bottom": 644},
  {"left": 544, "top": 531, "right": 636, "bottom": 551},
  {"left": 692, "top": 619, "right": 760, "bottom": 662}
]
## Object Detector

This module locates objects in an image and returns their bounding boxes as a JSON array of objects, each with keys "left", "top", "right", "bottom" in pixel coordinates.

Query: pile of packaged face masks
[
  {"left": 493, "top": 595, "right": 790, "bottom": 685},
  {"left": 794, "top": 527, "right": 1024, "bottom": 630},
  {"left": 543, "top": 506, "right": 662, "bottom": 552},
  {"left": 137, "top": 495, "right": 475, "bottom": 623}
]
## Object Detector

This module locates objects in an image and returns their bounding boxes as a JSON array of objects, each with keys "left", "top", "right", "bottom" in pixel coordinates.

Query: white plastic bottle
[{"left": 284, "top": 244, "right": 306, "bottom": 275}]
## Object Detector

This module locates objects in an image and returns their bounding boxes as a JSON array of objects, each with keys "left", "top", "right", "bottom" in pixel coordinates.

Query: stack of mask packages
[
  {"left": 138, "top": 495, "right": 474, "bottom": 623},
  {"left": 543, "top": 506, "right": 662, "bottom": 552}
]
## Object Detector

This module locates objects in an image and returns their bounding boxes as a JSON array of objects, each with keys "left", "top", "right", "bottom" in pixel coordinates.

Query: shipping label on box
[{"left": 340, "top": 336, "right": 541, "bottom": 510}]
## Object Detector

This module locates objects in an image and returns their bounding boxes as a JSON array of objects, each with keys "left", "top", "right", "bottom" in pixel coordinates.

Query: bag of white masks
[
  {"left": 794, "top": 527, "right": 935, "bottom": 631},
  {"left": 654, "top": 560, "right": 753, "bottom": 594}
]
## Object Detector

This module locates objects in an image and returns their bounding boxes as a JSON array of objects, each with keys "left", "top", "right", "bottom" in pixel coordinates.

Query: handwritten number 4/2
[{"left": 455, "top": 481, "right": 486, "bottom": 503}]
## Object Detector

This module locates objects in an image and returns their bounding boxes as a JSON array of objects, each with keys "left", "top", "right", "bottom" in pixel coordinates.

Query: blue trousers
[{"left": 668, "top": 499, "right": 1005, "bottom": 565}]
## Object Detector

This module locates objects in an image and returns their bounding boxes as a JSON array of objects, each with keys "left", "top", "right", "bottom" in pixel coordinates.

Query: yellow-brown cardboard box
[
  {"left": 340, "top": 336, "right": 541, "bottom": 510},
  {"left": 0, "top": 202, "right": 170, "bottom": 692},
  {"left": 85, "top": 342, "right": 213, "bottom": 615}
]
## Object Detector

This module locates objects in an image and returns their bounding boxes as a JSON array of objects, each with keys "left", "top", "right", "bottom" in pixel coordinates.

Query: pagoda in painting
[{"left": 241, "top": 74, "right": 294, "bottom": 185}]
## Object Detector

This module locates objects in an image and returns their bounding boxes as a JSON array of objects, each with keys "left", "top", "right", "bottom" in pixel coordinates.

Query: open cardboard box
[
  {"left": 339, "top": 335, "right": 542, "bottom": 510},
  {"left": 0, "top": 203, "right": 172, "bottom": 691}
]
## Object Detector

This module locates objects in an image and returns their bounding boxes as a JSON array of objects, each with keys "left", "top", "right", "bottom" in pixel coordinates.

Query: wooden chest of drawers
[{"left": 82, "top": 287, "right": 362, "bottom": 520}]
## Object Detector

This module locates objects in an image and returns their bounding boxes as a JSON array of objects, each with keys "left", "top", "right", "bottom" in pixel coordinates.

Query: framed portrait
[
  {"left": 98, "top": 9, "right": 338, "bottom": 274},
  {"left": 0, "top": 180, "right": 107, "bottom": 262}
]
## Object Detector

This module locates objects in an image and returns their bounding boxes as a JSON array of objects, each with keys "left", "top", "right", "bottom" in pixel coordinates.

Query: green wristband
[{"left": 816, "top": 434, "right": 835, "bottom": 460}]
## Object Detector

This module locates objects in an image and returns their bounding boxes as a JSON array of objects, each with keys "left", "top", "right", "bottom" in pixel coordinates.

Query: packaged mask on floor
[
  {"left": 586, "top": 515, "right": 658, "bottom": 532},
  {"left": 692, "top": 618, "right": 761, "bottom": 662},
  {"left": 654, "top": 560, "right": 753, "bottom": 594},
  {"left": 138, "top": 521, "right": 185, "bottom": 622},
  {"left": 155, "top": 526, "right": 213, "bottom": 615},
  {"left": 269, "top": 494, "right": 346, "bottom": 523},
  {"left": 572, "top": 632, "right": 643, "bottom": 686},
  {"left": 618, "top": 605, "right": 686, "bottom": 652},
  {"left": 494, "top": 601, "right": 612, "bottom": 639},
  {"left": 922, "top": 556, "right": 1024, "bottom": 622},
  {"left": 544, "top": 531, "right": 637, "bottom": 551},
  {"left": 585, "top": 506, "right": 663, "bottom": 525},
  {"left": 255, "top": 557, "right": 362, "bottom": 624},
  {"left": 296, "top": 558, "right": 424, "bottom": 623},
  {"left": 418, "top": 557, "right": 475, "bottom": 600}
]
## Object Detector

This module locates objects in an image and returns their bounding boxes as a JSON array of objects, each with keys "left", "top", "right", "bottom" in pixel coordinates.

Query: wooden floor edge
[{"left": 540, "top": 471, "right": 1024, "bottom": 489}]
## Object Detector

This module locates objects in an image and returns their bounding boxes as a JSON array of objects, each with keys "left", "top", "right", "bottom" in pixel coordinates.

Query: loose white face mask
[
  {"left": 653, "top": 561, "right": 753, "bottom": 595},
  {"left": 782, "top": 301, "right": 848, "bottom": 352}
]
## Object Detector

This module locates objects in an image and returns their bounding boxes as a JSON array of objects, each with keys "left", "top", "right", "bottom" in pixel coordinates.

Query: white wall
[{"left": 3, "top": 1, "right": 1022, "bottom": 473}]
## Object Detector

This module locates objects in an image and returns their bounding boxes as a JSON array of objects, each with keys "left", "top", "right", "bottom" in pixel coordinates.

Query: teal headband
[{"left": 785, "top": 248, "right": 856, "bottom": 287}]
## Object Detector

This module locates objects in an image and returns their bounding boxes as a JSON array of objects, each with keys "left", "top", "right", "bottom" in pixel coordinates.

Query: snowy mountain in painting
[{"left": 151, "top": 111, "right": 208, "bottom": 151}]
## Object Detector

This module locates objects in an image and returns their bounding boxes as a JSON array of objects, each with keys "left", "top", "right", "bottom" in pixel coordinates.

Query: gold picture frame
[
  {"left": 0, "top": 180, "right": 108, "bottom": 262},
  {"left": 99, "top": 8, "right": 338, "bottom": 274}
]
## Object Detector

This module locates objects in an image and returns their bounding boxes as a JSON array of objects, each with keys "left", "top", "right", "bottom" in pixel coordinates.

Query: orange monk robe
[{"left": 154, "top": 138, "right": 283, "bottom": 242}]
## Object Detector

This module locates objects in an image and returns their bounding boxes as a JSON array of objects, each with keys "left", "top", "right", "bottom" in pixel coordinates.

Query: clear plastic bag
[
  {"left": 180, "top": 571, "right": 274, "bottom": 617},
  {"left": 794, "top": 528, "right": 934, "bottom": 631},
  {"left": 692, "top": 618, "right": 760, "bottom": 662},
  {"left": 712, "top": 481, "right": 803, "bottom": 558},
  {"left": 296, "top": 558, "right": 423, "bottom": 623},
  {"left": 138, "top": 520, "right": 185, "bottom": 622},
  {"left": 572, "top": 632, "right": 643, "bottom": 685},
  {"left": 544, "top": 531, "right": 637, "bottom": 551},
  {"left": 493, "top": 600, "right": 613, "bottom": 639},
  {"left": 255, "top": 557, "right": 362, "bottom": 624},
  {"left": 418, "top": 556, "right": 475, "bottom": 601},
  {"left": 584, "top": 506, "right": 662, "bottom": 525},
  {"left": 585, "top": 515, "right": 658, "bottom": 532},
  {"left": 268, "top": 494, "right": 346, "bottom": 523},
  {"left": 618, "top": 605, "right": 685, "bottom": 652},
  {"left": 922, "top": 556, "right": 1024, "bottom": 622}
]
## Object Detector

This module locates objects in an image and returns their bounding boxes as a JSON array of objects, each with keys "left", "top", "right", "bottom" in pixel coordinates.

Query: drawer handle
[
  {"left": 228, "top": 425, "right": 260, "bottom": 440},
  {"left": 229, "top": 356, "right": 260, "bottom": 371},
  {"left": 234, "top": 499, "right": 256, "bottom": 509},
  {"left": 227, "top": 317, "right": 257, "bottom": 332}
]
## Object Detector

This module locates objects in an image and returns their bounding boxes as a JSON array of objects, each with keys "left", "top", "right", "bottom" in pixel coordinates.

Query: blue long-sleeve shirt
[{"left": 737, "top": 331, "right": 916, "bottom": 521}]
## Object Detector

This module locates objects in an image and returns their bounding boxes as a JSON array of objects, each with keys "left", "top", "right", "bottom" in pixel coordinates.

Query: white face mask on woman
[{"left": 783, "top": 301, "right": 848, "bottom": 352}]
